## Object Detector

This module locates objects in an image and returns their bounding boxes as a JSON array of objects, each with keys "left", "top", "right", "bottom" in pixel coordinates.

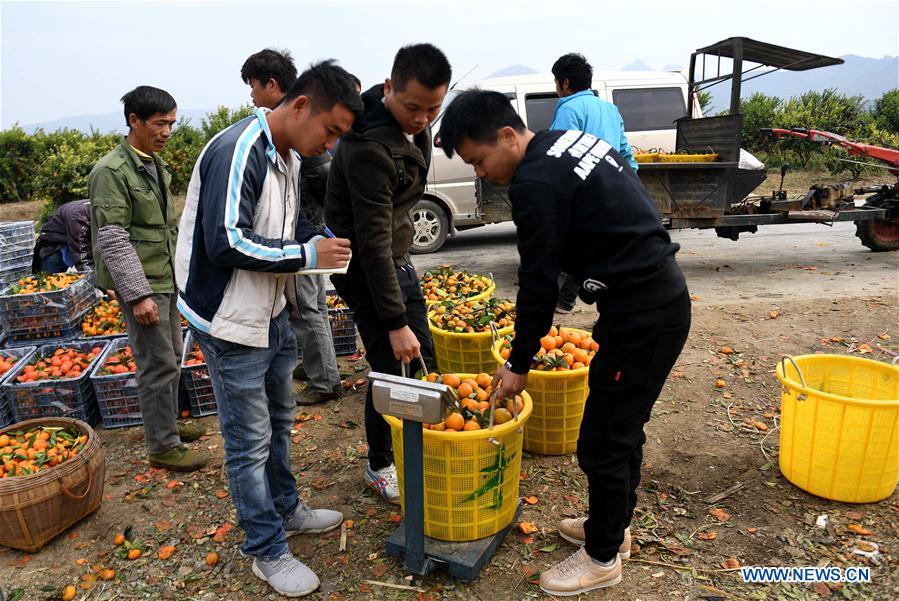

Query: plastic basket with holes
[
  {"left": 180, "top": 330, "right": 217, "bottom": 417},
  {"left": 89, "top": 337, "right": 141, "bottom": 429}
]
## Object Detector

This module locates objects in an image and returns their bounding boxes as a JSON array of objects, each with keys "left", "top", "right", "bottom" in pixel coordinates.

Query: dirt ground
[{"left": 1, "top": 173, "right": 897, "bottom": 600}]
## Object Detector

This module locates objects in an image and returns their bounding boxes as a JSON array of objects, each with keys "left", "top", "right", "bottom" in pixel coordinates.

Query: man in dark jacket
[
  {"left": 32, "top": 199, "right": 93, "bottom": 273},
  {"left": 325, "top": 43, "right": 451, "bottom": 503},
  {"left": 439, "top": 90, "right": 691, "bottom": 596}
]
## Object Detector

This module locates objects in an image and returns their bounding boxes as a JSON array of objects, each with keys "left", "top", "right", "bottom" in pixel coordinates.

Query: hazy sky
[{"left": 2, "top": 0, "right": 897, "bottom": 128}]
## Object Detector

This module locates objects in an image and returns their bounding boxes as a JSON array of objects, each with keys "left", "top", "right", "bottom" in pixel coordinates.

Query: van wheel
[{"left": 410, "top": 199, "right": 449, "bottom": 254}]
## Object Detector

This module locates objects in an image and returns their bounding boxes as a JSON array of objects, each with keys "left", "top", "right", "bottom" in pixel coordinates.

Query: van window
[
  {"left": 612, "top": 87, "right": 686, "bottom": 131},
  {"left": 524, "top": 94, "right": 559, "bottom": 131}
]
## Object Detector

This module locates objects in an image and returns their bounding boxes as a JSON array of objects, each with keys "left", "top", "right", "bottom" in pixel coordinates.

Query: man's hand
[
  {"left": 132, "top": 296, "right": 159, "bottom": 326},
  {"left": 314, "top": 237, "right": 352, "bottom": 269},
  {"left": 388, "top": 326, "right": 421, "bottom": 363},
  {"left": 492, "top": 365, "right": 528, "bottom": 402},
  {"left": 105, "top": 289, "right": 117, "bottom": 301}
]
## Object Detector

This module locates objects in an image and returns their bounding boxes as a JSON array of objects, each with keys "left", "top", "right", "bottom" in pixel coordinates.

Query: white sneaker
[
  {"left": 251, "top": 552, "right": 319, "bottom": 597},
  {"left": 364, "top": 463, "right": 400, "bottom": 504},
  {"left": 284, "top": 503, "right": 343, "bottom": 537}
]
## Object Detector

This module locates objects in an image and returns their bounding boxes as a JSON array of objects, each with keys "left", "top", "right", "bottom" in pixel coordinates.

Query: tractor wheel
[{"left": 856, "top": 200, "right": 899, "bottom": 252}]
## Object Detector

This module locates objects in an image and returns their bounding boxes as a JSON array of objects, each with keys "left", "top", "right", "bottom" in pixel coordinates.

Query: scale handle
[{"left": 400, "top": 355, "right": 429, "bottom": 379}]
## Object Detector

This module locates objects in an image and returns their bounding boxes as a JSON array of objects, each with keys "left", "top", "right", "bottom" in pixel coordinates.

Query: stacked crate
[
  {"left": 325, "top": 292, "right": 358, "bottom": 356},
  {"left": 181, "top": 330, "right": 218, "bottom": 417},
  {"left": 0, "top": 221, "right": 36, "bottom": 343},
  {"left": 0, "top": 272, "right": 99, "bottom": 347}
]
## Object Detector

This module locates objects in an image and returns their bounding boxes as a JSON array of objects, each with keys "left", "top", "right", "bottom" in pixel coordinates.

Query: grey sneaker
[
  {"left": 251, "top": 553, "right": 319, "bottom": 597},
  {"left": 284, "top": 503, "right": 343, "bottom": 537}
]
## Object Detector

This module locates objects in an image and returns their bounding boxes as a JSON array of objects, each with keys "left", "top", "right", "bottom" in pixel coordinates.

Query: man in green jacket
[
  {"left": 325, "top": 43, "right": 450, "bottom": 502},
  {"left": 89, "top": 86, "right": 207, "bottom": 471}
]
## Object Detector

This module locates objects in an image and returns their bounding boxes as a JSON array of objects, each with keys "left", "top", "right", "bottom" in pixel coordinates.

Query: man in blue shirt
[{"left": 550, "top": 53, "right": 638, "bottom": 313}]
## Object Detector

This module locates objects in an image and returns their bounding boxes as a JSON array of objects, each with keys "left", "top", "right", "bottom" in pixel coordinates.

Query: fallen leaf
[
  {"left": 831, "top": 336, "right": 844, "bottom": 343},
  {"left": 344, "top": 520, "right": 355, "bottom": 529},
  {"left": 721, "top": 557, "right": 740, "bottom": 569},
  {"left": 523, "top": 535, "right": 534, "bottom": 545},
  {"left": 720, "top": 347, "right": 734, "bottom": 355},
  {"left": 214, "top": 490, "right": 229, "bottom": 499},
  {"left": 154, "top": 520, "right": 171, "bottom": 532},
  {"left": 158, "top": 545, "right": 176, "bottom": 560},
  {"left": 844, "top": 511, "right": 862, "bottom": 521},
  {"left": 523, "top": 496, "right": 538, "bottom": 505},
  {"left": 722, "top": 392, "right": 732, "bottom": 399},
  {"left": 752, "top": 421, "right": 768, "bottom": 431},
  {"left": 372, "top": 564, "right": 389, "bottom": 578},
  {"left": 847, "top": 524, "right": 872, "bottom": 536},
  {"left": 812, "top": 582, "right": 830, "bottom": 596},
  {"left": 857, "top": 344, "right": 873, "bottom": 354},
  {"left": 690, "top": 295, "right": 701, "bottom": 301},
  {"left": 714, "top": 379, "right": 727, "bottom": 388},
  {"left": 518, "top": 521, "right": 538, "bottom": 534},
  {"left": 877, "top": 332, "right": 891, "bottom": 341},
  {"left": 388, "top": 513, "right": 402, "bottom": 523},
  {"left": 697, "top": 530, "right": 718, "bottom": 541},
  {"left": 747, "top": 527, "right": 758, "bottom": 534},
  {"left": 768, "top": 310, "right": 779, "bottom": 319},
  {"left": 75, "top": 558, "right": 88, "bottom": 566},
  {"left": 710, "top": 508, "right": 731, "bottom": 522},
  {"left": 166, "top": 480, "right": 180, "bottom": 489},
  {"left": 763, "top": 411, "right": 775, "bottom": 419},
  {"left": 213, "top": 522, "right": 234, "bottom": 543}
]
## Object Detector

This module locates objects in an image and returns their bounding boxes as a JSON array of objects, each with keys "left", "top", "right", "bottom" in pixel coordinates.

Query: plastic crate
[
  {"left": 180, "top": 330, "right": 217, "bottom": 417},
  {"left": 328, "top": 307, "right": 358, "bottom": 356},
  {"left": 0, "top": 265, "right": 31, "bottom": 290},
  {"left": 2, "top": 340, "right": 108, "bottom": 425},
  {"left": 0, "top": 272, "right": 99, "bottom": 347},
  {"left": 0, "top": 346, "right": 37, "bottom": 428},
  {"left": 89, "top": 337, "right": 141, "bottom": 429},
  {"left": 0, "top": 221, "right": 35, "bottom": 270}
]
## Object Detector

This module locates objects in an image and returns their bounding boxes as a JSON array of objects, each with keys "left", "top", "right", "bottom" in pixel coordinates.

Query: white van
[{"left": 410, "top": 70, "right": 701, "bottom": 253}]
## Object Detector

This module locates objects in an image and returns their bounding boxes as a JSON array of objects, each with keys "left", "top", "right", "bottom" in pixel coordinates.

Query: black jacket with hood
[{"left": 325, "top": 84, "right": 432, "bottom": 329}]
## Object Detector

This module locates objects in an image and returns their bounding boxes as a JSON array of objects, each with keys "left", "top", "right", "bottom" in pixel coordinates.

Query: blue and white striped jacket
[{"left": 176, "top": 109, "right": 322, "bottom": 347}]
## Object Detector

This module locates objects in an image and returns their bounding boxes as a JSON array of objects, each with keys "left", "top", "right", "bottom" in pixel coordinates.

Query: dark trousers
[
  {"left": 557, "top": 273, "right": 579, "bottom": 308},
  {"left": 332, "top": 263, "right": 435, "bottom": 470},
  {"left": 579, "top": 289, "right": 691, "bottom": 561}
]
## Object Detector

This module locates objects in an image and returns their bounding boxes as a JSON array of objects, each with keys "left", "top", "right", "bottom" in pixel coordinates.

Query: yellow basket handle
[
  {"left": 781, "top": 355, "right": 807, "bottom": 388},
  {"left": 489, "top": 321, "right": 500, "bottom": 345}
]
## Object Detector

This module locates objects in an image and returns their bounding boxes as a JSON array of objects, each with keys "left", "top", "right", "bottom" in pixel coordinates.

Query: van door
[{"left": 609, "top": 86, "right": 687, "bottom": 152}]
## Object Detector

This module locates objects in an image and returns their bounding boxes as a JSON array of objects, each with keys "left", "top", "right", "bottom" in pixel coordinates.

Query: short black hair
[
  {"left": 552, "top": 53, "right": 593, "bottom": 92},
  {"left": 391, "top": 43, "right": 452, "bottom": 91},
  {"left": 121, "top": 86, "right": 177, "bottom": 128},
  {"left": 438, "top": 89, "right": 525, "bottom": 159},
  {"left": 241, "top": 48, "right": 298, "bottom": 93},
  {"left": 348, "top": 73, "right": 362, "bottom": 90},
  {"left": 283, "top": 60, "right": 364, "bottom": 120}
]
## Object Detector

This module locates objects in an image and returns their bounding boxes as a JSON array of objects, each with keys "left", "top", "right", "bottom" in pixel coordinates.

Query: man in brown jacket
[{"left": 325, "top": 43, "right": 451, "bottom": 503}]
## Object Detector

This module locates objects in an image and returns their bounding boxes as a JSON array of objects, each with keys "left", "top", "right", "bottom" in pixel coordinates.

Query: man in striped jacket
[{"left": 175, "top": 61, "right": 361, "bottom": 598}]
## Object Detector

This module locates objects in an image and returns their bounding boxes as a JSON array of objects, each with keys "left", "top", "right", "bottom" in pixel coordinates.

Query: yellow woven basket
[
  {"left": 384, "top": 383, "right": 532, "bottom": 542},
  {"left": 491, "top": 328, "right": 591, "bottom": 455},
  {"left": 776, "top": 355, "right": 899, "bottom": 503},
  {"left": 429, "top": 315, "right": 514, "bottom": 374}
]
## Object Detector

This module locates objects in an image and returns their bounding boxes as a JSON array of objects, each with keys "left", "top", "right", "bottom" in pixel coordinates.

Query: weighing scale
[{"left": 370, "top": 358, "right": 522, "bottom": 582}]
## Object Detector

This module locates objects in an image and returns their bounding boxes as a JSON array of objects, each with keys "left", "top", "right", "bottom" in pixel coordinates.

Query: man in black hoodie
[
  {"left": 325, "top": 43, "right": 451, "bottom": 503},
  {"left": 439, "top": 90, "right": 691, "bottom": 596}
]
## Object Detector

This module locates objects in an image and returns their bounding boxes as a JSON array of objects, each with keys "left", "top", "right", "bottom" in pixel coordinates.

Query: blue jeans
[{"left": 191, "top": 309, "right": 299, "bottom": 560}]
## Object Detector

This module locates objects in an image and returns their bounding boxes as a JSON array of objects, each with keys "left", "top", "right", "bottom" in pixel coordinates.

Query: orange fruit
[
  {"left": 492, "top": 408, "right": 513, "bottom": 424},
  {"left": 206, "top": 552, "right": 219, "bottom": 566},
  {"left": 444, "top": 412, "right": 464, "bottom": 431},
  {"left": 457, "top": 382, "right": 474, "bottom": 398},
  {"left": 475, "top": 373, "right": 491, "bottom": 388},
  {"left": 62, "top": 585, "right": 77, "bottom": 601},
  {"left": 100, "top": 568, "right": 116, "bottom": 581},
  {"left": 113, "top": 533, "right": 125, "bottom": 546},
  {"left": 441, "top": 374, "right": 461, "bottom": 388},
  {"left": 127, "top": 548, "right": 141, "bottom": 560},
  {"left": 430, "top": 421, "right": 446, "bottom": 432},
  {"left": 561, "top": 342, "right": 577, "bottom": 354},
  {"left": 462, "top": 420, "right": 481, "bottom": 431},
  {"left": 540, "top": 335, "right": 556, "bottom": 351}
]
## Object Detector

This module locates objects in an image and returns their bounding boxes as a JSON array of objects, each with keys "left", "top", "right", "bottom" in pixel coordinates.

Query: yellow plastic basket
[
  {"left": 429, "top": 316, "right": 514, "bottom": 374},
  {"left": 491, "top": 328, "right": 592, "bottom": 455},
  {"left": 657, "top": 153, "right": 719, "bottom": 163},
  {"left": 424, "top": 276, "right": 495, "bottom": 307},
  {"left": 776, "top": 354, "right": 899, "bottom": 503},
  {"left": 384, "top": 383, "right": 532, "bottom": 542},
  {"left": 634, "top": 153, "right": 659, "bottom": 163}
]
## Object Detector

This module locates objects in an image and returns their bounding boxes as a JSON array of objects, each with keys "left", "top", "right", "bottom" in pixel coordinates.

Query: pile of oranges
[
  {"left": 497, "top": 326, "right": 599, "bottom": 371},
  {"left": 9, "top": 273, "right": 84, "bottom": 295},
  {"left": 14, "top": 346, "right": 103, "bottom": 382},
  {"left": 422, "top": 372, "right": 524, "bottom": 433},
  {"left": 429, "top": 297, "right": 515, "bottom": 333},
  {"left": 421, "top": 265, "right": 491, "bottom": 303},
  {"left": 0, "top": 425, "right": 88, "bottom": 478},
  {"left": 96, "top": 345, "right": 136, "bottom": 376},
  {"left": 326, "top": 295, "right": 348, "bottom": 309},
  {"left": 184, "top": 344, "right": 205, "bottom": 367},
  {"left": 0, "top": 353, "right": 22, "bottom": 379},
  {"left": 82, "top": 299, "right": 125, "bottom": 337}
]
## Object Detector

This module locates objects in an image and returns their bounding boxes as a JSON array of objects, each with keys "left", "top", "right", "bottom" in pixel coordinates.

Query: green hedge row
[{"left": 0, "top": 105, "right": 256, "bottom": 217}]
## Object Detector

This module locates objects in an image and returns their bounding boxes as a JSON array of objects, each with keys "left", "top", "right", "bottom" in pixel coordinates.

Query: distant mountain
[
  {"left": 621, "top": 59, "right": 652, "bottom": 71},
  {"left": 18, "top": 109, "right": 213, "bottom": 135},
  {"left": 487, "top": 65, "right": 537, "bottom": 78}
]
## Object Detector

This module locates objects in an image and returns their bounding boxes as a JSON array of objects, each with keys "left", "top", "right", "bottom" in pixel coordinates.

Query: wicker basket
[{"left": 0, "top": 417, "right": 106, "bottom": 552}]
